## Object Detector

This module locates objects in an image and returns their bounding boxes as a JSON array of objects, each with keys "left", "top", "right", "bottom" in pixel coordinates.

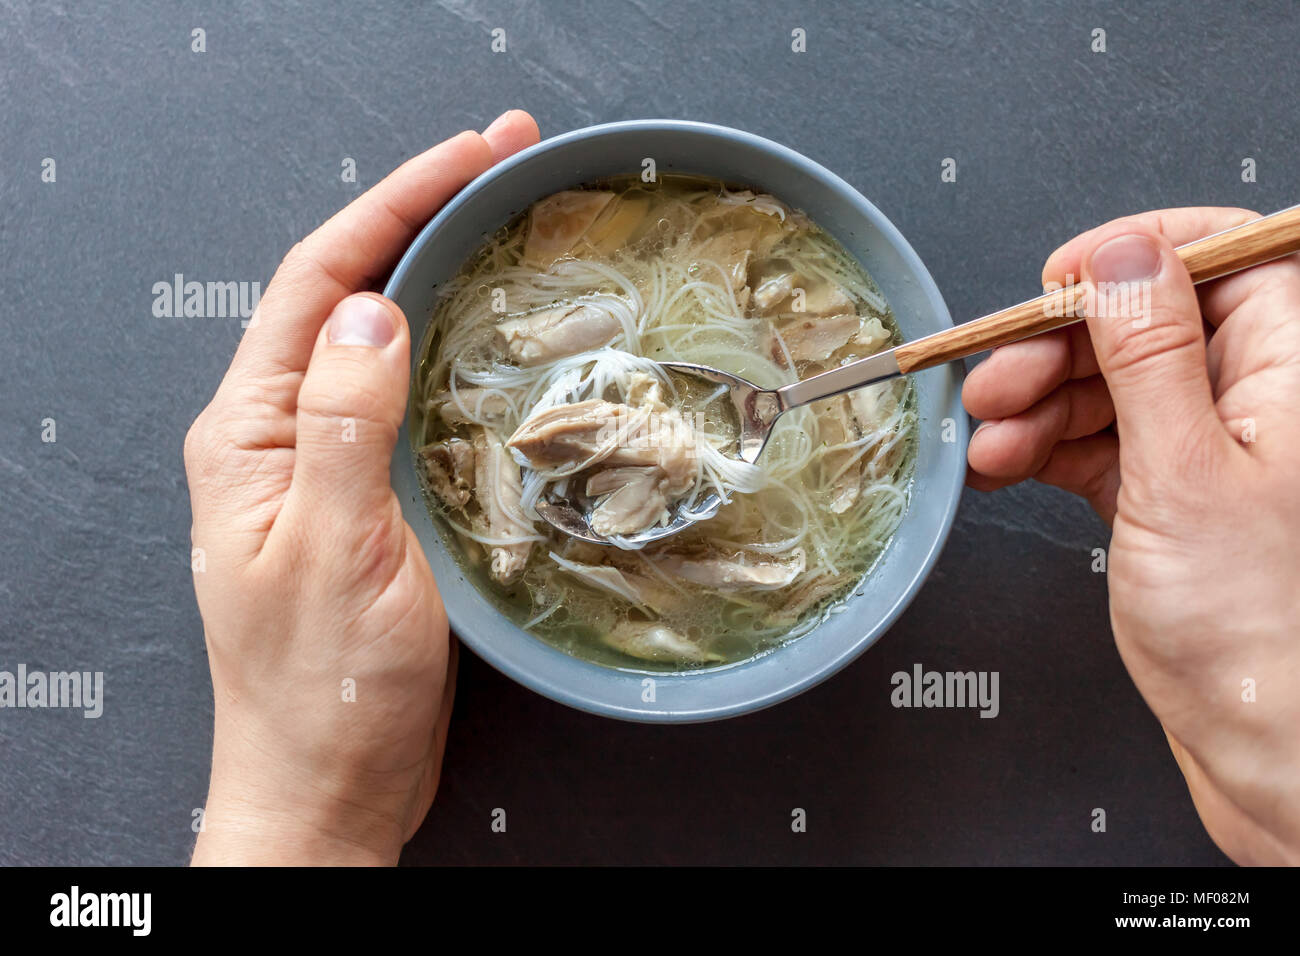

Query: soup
[{"left": 412, "top": 174, "right": 916, "bottom": 670}]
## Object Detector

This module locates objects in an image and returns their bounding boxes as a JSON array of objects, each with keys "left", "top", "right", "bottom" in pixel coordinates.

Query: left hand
[{"left": 185, "top": 111, "right": 540, "bottom": 865}]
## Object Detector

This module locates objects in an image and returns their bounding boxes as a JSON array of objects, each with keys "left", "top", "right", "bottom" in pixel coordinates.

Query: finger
[
  {"left": 1044, "top": 207, "right": 1265, "bottom": 331},
  {"left": 225, "top": 130, "right": 495, "bottom": 397},
  {"left": 1033, "top": 432, "right": 1121, "bottom": 524},
  {"left": 1077, "top": 227, "right": 1233, "bottom": 474},
  {"left": 967, "top": 375, "right": 1114, "bottom": 481},
  {"left": 965, "top": 463, "right": 1016, "bottom": 493},
  {"left": 1043, "top": 206, "right": 1260, "bottom": 289},
  {"left": 482, "top": 109, "right": 541, "bottom": 163},
  {"left": 280, "top": 293, "right": 411, "bottom": 543},
  {"left": 963, "top": 323, "right": 1099, "bottom": 421},
  {"left": 1198, "top": 253, "right": 1300, "bottom": 333}
]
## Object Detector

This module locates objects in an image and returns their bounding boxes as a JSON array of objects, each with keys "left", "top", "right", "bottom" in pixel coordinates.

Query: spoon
[{"left": 539, "top": 203, "right": 1300, "bottom": 546}]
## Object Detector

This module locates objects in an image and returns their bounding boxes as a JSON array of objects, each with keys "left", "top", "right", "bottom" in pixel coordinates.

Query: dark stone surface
[{"left": 2, "top": 0, "right": 1292, "bottom": 865}]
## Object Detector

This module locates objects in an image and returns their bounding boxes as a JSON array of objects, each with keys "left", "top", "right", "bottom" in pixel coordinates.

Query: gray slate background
[{"left": 2, "top": 0, "right": 1293, "bottom": 865}]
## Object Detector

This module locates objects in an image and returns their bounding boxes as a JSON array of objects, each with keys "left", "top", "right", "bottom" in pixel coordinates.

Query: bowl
[{"left": 384, "top": 119, "right": 966, "bottom": 722}]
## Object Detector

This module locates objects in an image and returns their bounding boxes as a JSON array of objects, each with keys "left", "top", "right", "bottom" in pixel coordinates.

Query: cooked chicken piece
[
  {"left": 752, "top": 267, "right": 797, "bottom": 312},
  {"left": 694, "top": 203, "right": 792, "bottom": 258},
  {"left": 819, "top": 396, "right": 863, "bottom": 514},
  {"left": 509, "top": 401, "right": 698, "bottom": 502},
  {"left": 798, "top": 279, "right": 855, "bottom": 316},
  {"left": 625, "top": 371, "right": 667, "bottom": 410},
  {"left": 557, "top": 540, "right": 687, "bottom": 608},
  {"left": 507, "top": 400, "right": 642, "bottom": 471},
  {"left": 419, "top": 437, "right": 476, "bottom": 511},
  {"left": 579, "top": 193, "right": 652, "bottom": 256},
  {"left": 552, "top": 558, "right": 646, "bottom": 604},
  {"left": 429, "top": 387, "right": 512, "bottom": 427},
  {"left": 769, "top": 571, "right": 853, "bottom": 623},
  {"left": 495, "top": 302, "right": 623, "bottom": 366},
  {"left": 471, "top": 428, "right": 533, "bottom": 584},
  {"left": 846, "top": 380, "right": 901, "bottom": 433},
  {"left": 771, "top": 312, "right": 863, "bottom": 365},
  {"left": 847, "top": 380, "right": 907, "bottom": 480},
  {"left": 524, "top": 190, "right": 615, "bottom": 266},
  {"left": 692, "top": 228, "right": 758, "bottom": 296},
  {"left": 686, "top": 204, "right": 794, "bottom": 308},
  {"left": 656, "top": 547, "right": 806, "bottom": 591},
  {"left": 587, "top": 465, "right": 671, "bottom": 535},
  {"left": 602, "top": 621, "right": 723, "bottom": 665},
  {"left": 559, "top": 539, "right": 609, "bottom": 564},
  {"left": 817, "top": 377, "right": 907, "bottom": 512},
  {"left": 551, "top": 552, "right": 680, "bottom": 612},
  {"left": 750, "top": 260, "right": 855, "bottom": 318},
  {"left": 606, "top": 407, "right": 698, "bottom": 496},
  {"left": 853, "top": 315, "right": 893, "bottom": 353}
]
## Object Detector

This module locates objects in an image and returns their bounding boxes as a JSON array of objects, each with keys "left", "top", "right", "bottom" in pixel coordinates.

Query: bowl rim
[{"left": 384, "top": 118, "right": 967, "bottom": 722}]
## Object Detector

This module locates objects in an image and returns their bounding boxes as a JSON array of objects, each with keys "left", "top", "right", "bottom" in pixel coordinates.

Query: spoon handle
[{"left": 895, "top": 203, "right": 1300, "bottom": 374}]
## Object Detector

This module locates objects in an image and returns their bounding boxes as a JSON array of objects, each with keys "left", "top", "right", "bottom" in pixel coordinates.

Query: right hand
[{"left": 964, "top": 208, "right": 1300, "bottom": 864}]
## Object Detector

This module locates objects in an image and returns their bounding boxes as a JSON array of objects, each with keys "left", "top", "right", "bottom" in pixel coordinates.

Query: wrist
[
  {"left": 192, "top": 719, "right": 409, "bottom": 866},
  {"left": 193, "top": 787, "right": 402, "bottom": 866}
]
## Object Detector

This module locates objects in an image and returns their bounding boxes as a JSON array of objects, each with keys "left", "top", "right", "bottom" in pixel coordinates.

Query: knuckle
[
  {"left": 298, "top": 366, "right": 396, "bottom": 437},
  {"left": 1096, "top": 314, "right": 1202, "bottom": 381},
  {"left": 277, "top": 241, "right": 311, "bottom": 279},
  {"left": 183, "top": 410, "right": 216, "bottom": 479},
  {"left": 352, "top": 502, "right": 407, "bottom": 588},
  {"left": 297, "top": 392, "right": 395, "bottom": 445}
]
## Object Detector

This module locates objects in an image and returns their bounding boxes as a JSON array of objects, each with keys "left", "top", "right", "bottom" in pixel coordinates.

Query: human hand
[
  {"left": 964, "top": 208, "right": 1300, "bottom": 864},
  {"left": 184, "top": 111, "right": 541, "bottom": 865}
]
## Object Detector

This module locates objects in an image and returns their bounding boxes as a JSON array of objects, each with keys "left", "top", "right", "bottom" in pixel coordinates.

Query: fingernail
[
  {"left": 327, "top": 296, "right": 395, "bottom": 348},
  {"left": 1088, "top": 234, "right": 1162, "bottom": 283},
  {"left": 483, "top": 110, "right": 515, "bottom": 136},
  {"left": 973, "top": 418, "right": 1001, "bottom": 435}
]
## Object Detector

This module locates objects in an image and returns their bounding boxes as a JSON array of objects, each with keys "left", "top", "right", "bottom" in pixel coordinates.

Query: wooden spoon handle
[{"left": 895, "top": 204, "right": 1300, "bottom": 374}]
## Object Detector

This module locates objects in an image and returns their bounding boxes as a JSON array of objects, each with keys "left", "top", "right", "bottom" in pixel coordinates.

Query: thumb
[
  {"left": 287, "top": 293, "right": 410, "bottom": 540},
  {"left": 1079, "top": 227, "right": 1226, "bottom": 470}
]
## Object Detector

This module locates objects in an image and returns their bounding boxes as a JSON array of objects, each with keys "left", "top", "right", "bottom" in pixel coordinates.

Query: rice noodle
[{"left": 412, "top": 174, "right": 917, "bottom": 667}]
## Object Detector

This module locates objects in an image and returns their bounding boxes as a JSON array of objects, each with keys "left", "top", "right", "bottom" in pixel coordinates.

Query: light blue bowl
[{"left": 385, "top": 120, "right": 966, "bottom": 722}]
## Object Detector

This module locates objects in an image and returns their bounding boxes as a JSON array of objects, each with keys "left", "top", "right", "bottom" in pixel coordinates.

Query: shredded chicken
[
  {"left": 796, "top": 279, "right": 855, "bottom": 316},
  {"left": 769, "top": 570, "right": 854, "bottom": 624},
  {"left": 688, "top": 205, "right": 802, "bottom": 308},
  {"left": 495, "top": 302, "right": 622, "bottom": 366},
  {"left": 419, "top": 437, "right": 475, "bottom": 511},
  {"left": 524, "top": 190, "right": 614, "bottom": 266},
  {"left": 602, "top": 621, "right": 723, "bottom": 664},
  {"left": 656, "top": 548, "right": 806, "bottom": 591},
  {"left": 751, "top": 260, "right": 855, "bottom": 318},
  {"left": 506, "top": 399, "right": 641, "bottom": 470},
  {"left": 471, "top": 428, "right": 533, "bottom": 584},
  {"left": 577, "top": 194, "right": 651, "bottom": 257},
  {"left": 854, "top": 315, "right": 892, "bottom": 352},
  {"left": 818, "top": 378, "right": 907, "bottom": 511},
  {"left": 847, "top": 380, "right": 907, "bottom": 481},
  {"left": 586, "top": 465, "right": 672, "bottom": 535},
  {"left": 772, "top": 312, "right": 863, "bottom": 365},
  {"left": 430, "top": 387, "right": 512, "bottom": 427},
  {"left": 819, "top": 397, "right": 863, "bottom": 514},
  {"left": 549, "top": 551, "right": 680, "bottom": 613},
  {"left": 509, "top": 400, "right": 697, "bottom": 495}
]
